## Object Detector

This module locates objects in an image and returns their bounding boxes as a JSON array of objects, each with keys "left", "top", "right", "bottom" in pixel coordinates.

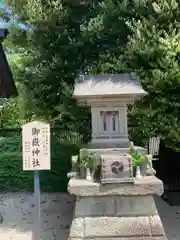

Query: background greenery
[
  {"left": 0, "top": 132, "right": 80, "bottom": 192},
  {"left": 0, "top": 0, "right": 180, "bottom": 190},
  {"left": 0, "top": 0, "right": 179, "bottom": 150}
]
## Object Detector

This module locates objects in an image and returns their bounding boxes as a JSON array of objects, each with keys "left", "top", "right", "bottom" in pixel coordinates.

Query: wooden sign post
[{"left": 22, "top": 121, "right": 51, "bottom": 240}]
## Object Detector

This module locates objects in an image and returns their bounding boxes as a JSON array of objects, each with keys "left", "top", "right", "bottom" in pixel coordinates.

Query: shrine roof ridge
[{"left": 73, "top": 73, "right": 147, "bottom": 98}]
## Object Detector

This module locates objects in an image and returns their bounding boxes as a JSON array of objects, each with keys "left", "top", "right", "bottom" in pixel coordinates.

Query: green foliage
[
  {"left": 1, "top": 0, "right": 180, "bottom": 152},
  {"left": 0, "top": 91, "right": 25, "bottom": 128},
  {"left": 41, "top": 136, "right": 80, "bottom": 192},
  {"left": 0, "top": 0, "right": 100, "bottom": 129},
  {"left": 0, "top": 134, "right": 80, "bottom": 192},
  {"left": 79, "top": 148, "right": 100, "bottom": 170},
  {"left": 123, "top": 1, "right": 180, "bottom": 150},
  {"left": 0, "top": 50, "right": 38, "bottom": 128},
  {"left": 0, "top": 136, "right": 33, "bottom": 190},
  {"left": 128, "top": 144, "right": 148, "bottom": 168},
  {"left": 88, "top": 0, "right": 180, "bottom": 151}
]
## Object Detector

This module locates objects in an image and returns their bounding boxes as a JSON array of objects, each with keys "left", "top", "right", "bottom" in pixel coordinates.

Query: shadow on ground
[{"left": 155, "top": 196, "right": 180, "bottom": 240}]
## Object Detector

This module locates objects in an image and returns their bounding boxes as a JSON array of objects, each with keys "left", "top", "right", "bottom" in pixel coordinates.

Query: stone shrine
[
  {"left": 68, "top": 73, "right": 167, "bottom": 240},
  {"left": 74, "top": 73, "right": 146, "bottom": 149}
]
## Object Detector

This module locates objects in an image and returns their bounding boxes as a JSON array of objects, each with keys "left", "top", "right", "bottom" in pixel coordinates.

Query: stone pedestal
[{"left": 68, "top": 176, "right": 167, "bottom": 240}]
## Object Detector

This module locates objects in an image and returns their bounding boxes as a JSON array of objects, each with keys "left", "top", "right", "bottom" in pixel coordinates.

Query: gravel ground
[
  {"left": 0, "top": 193, "right": 179, "bottom": 240},
  {"left": 0, "top": 193, "right": 75, "bottom": 240}
]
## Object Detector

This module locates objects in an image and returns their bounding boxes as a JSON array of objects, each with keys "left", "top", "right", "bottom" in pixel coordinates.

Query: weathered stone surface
[
  {"left": 90, "top": 147, "right": 147, "bottom": 156},
  {"left": 75, "top": 196, "right": 115, "bottom": 217},
  {"left": 116, "top": 195, "right": 157, "bottom": 216},
  {"left": 74, "top": 195, "right": 158, "bottom": 217},
  {"left": 68, "top": 177, "right": 167, "bottom": 240},
  {"left": 84, "top": 216, "right": 151, "bottom": 237},
  {"left": 150, "top": 215, "right": 166, "bottom": 236},
  {"left": 69, "top": 218, "right": 84, "bottom": 238},
  {"left": 73, "top": 74, "right": 147, "bottom": 98},
  {"left": 68, "top": 176, "right": 164, "bottom": 197}
]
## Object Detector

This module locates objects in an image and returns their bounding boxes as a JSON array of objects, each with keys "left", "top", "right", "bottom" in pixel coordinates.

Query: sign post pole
[
  {"left": 33, "top": 170, "right": 41, "bottom": 240},
  {"left": 22, "top": 121, "right": 51, "bottom": 240}
]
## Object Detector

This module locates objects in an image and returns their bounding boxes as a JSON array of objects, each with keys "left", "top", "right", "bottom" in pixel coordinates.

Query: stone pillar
[{"left": 68, "top": 176, "right": 167, "bottom": 240}]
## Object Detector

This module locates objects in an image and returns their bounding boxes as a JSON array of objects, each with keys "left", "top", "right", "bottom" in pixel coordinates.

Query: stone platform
[{"left": 68, "top": 176, "right": 167, "bottom": 240}]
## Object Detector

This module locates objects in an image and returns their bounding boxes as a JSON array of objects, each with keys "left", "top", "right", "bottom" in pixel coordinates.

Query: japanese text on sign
[
  {"left": 22, "top": 121, "right": 51, "bottom": 171},
  {"left": 32, "top": 127, "right": 40, "bottom": 168}
]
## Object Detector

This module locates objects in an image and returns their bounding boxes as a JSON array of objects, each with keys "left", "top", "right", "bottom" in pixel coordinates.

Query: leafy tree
[
  {"left": 123, "top": 0, "right": 180, "bottom": 150},
  {"left": 0, "top": 1, "right": 130, "bottom": 128},
  {"left": 86, "top": 0, "right": 180, "bottom": 150},
  {"left": 0, "top": 1, "right": 103, "bottom": 136},
  {"left": 1, "top": 0, "right": 180, "bottom": 151}
]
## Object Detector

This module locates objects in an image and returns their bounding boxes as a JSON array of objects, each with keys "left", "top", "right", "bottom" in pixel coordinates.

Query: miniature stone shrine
[
  {"left": 68, "top": 73, "right": 167, "bottom": 240},
  {"left": 74, "top": 73, "right": 146, "bottom": 149},
  {"left": 72, "top": 73, "right": 149, "bottom": 182}
]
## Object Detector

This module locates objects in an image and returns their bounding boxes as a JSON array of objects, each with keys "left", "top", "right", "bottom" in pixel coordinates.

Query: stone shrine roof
[{"left": 73, "top": 73, "right": 147, "bottom": 98}]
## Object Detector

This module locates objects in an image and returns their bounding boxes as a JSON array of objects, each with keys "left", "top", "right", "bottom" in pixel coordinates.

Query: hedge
[{"left": 0, "top": 135, "right": 80, "bottom": 192}]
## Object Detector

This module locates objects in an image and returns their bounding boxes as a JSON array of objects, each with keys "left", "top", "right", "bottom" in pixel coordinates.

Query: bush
[{"left": 0, "top": 135, "right": 80, "bottom": 192}]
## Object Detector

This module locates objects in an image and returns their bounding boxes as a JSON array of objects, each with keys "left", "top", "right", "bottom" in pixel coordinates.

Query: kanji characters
[
  {"left": 32, "top": 159, "right": 40, "bottom": 167},
  {"left": 32, "top": 127, "right": 40, "bottom": 168},
  {"left": 32, "top": 128, "right": 40, "bottom": 136},
  {"left": 32, "top": 137, "right": 40, "bottom": 147},
  {"left": 32, "top": 148, "right": 40, "bottom": 156}
]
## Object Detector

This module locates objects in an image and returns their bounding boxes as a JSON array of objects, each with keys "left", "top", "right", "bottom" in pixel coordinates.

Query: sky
[
  {"left": 0, "top": 1, "right": 8, "bottom": 28},
  {"left": 0, "top": 1, "right": 27, "bottom": 30},
  {"left": 0, "top": 21, "right": 8, "bottom": 27}
]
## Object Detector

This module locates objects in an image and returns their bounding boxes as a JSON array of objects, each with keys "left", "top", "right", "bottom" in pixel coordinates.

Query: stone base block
[
  {"left": 69, "top": 195, "right": 167, "bottom": 239},
  {"left": 70, "top": 215, "right": 167, "bottom": 239},
  {"left": 68, "top": 177, "right": 164, "bottom": 197},
  {"left": 75, "top": 195, "right": 157, "bottom": 217},
  {"left": 68, "top": 177, "right": 167, "bottom": 239},
  {"left": 70, "top": 238, "right": 167, "bottom": 240}
]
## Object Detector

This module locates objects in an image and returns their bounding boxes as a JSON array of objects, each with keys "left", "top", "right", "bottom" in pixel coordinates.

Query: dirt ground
[
  {"left": 0, "top": 193, "right": 75, "bottom": 240},
  {"left": 0, "top": 193, "right": 179, "bottom": 240}
]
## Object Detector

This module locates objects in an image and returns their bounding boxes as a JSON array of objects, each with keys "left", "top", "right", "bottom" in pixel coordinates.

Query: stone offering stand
[
  {"left": 68, "top": 177, "right": 166, "bottom": 240},
  {"left": 68, "top": 74, "right": 167, "bottom": 240}
]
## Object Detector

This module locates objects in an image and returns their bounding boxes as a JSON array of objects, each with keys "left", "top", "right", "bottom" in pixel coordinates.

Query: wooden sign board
[
  {"left": 22, "top": 121, "right": 51, "bottom": 171},
  {"left": 101, "top": 154, "right": 134, "bottom": 184}
]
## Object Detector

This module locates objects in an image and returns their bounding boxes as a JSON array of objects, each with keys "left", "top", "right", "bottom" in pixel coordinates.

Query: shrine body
[{"left": 73, "top": 73, "right": 147, "bottom": 149}]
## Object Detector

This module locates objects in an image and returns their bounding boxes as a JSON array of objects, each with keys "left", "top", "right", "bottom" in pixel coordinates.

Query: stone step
[{"left": 70, "top": 215, "right": 166, "bottom": 239}]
